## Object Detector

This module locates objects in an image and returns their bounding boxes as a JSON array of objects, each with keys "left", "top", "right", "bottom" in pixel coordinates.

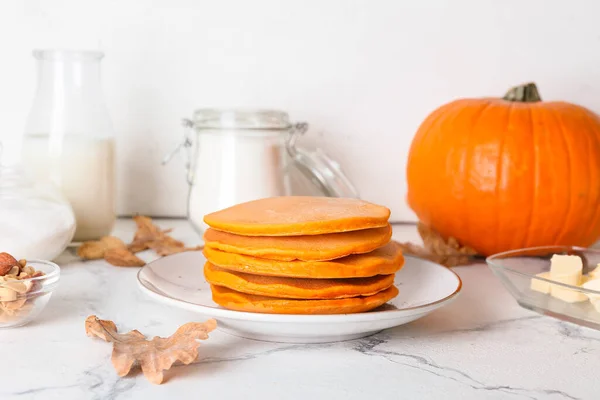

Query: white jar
[
  {"left": 0, "top": 164, "right": 76, "bottom": 260},
  {"left": 165, "top": 109, "right": 359, "bottom": 235}
]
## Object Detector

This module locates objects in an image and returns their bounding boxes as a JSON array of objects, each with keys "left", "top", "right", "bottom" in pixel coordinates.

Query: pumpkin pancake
[
  {"left": 203, "top": 225, "right": 392, "bottom": 261},
  {"left": 203, "top": 241, "right": 404, "bottom": 278},
  {"left": 210, "top": 284, "right": 399, "bottom": 314},
  {"left": 204, "top": 262, "right": 394, "bottom": 299},
  {"left": 203, "top": 196, "right": 390, "bottom": 236}
]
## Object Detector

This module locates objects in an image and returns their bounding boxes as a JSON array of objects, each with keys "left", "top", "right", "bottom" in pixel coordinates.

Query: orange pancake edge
[
  {"left": 204, "top": 262, "right": 395, "bottom": 299},
  {"left": 203, "top": 196, "right": 391, "bottom": 236},
  {"left": 203, "top": 242, "right": 405, "bottom": 279},
  {"left": 202, "top": 224, "right": 392, "bottom": 261},
  {"left": 210, "top": 284, "right": 399, "bottom": 315}
]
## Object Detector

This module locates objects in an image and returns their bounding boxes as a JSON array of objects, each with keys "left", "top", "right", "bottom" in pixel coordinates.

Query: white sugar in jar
[{"left": 0, "top": 166, "right": 75, "bottom": 260}]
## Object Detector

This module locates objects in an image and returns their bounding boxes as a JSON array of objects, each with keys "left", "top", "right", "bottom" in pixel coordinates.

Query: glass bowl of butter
[{"left": 486, "top": 246, "right": 600, "bottom": 330}]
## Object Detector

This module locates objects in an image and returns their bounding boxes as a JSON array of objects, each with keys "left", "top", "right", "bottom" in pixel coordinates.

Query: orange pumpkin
[{"left": 406, "top": 83, "right": 600, "bottom": 256}]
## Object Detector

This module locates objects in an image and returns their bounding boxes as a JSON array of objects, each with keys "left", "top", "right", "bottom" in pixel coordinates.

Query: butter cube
[
  {"left": 530, "top": 272, "right": 552, "bottom": 294},
  {"left": 548, "top": 255, "right": 585, "bottom": 302},
  {"left": 592, "top": 299, "right": 600, "bottom": 314},
  {"left": 582, "top": 278, "right": 600, "bottom": 302},
  {"left": 549, "top": 254, "right": 583, "bottom": 285},
  {"left": 551, "top": 286, "right": 588, "bottom": 303}
]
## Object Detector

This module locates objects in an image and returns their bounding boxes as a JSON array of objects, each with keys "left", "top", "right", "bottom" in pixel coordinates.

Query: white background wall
[{"left": 1, "top": 0, "right": 599, "bottom": 222}]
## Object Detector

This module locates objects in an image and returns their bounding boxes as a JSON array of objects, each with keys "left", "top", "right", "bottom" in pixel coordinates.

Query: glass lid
[
  {"left": 192, "top": 109, "right": 292, "bottom": 130},
  {"left": 285, "top": 132, "right": 359, "bottom": 199}
]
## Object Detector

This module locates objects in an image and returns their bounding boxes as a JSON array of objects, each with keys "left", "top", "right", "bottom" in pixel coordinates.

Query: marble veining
[{"left": 1, "top": 219, "right": 599, "bottom": 400}]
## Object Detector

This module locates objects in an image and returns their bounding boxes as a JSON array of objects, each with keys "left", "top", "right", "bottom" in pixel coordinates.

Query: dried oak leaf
[
  {"left": 78, "top": 237, "right": 127, "bottom": 260},
  {"left": 85, "top": 315, "right": 217, "bottom": 385},
  {"left": 130, "top": 215, "right": 200, "bottom": 256},
  {"left": 397, "top": 222, "right": 477, "bottom": 267},
  {"left": 104, "top": 248, "right": 146, "bottom": 267},
  {"left": 148, "top": 236, "right": 202, "bottom": 257},
  {"left": 128, "top": 241, "right": 149, "bottom": 254},
  {"left": 128, "top": 215, "right": 174, "bottom": 252},
  {"left": 153, "top": 244, "right": 204, "bottom": 257}
]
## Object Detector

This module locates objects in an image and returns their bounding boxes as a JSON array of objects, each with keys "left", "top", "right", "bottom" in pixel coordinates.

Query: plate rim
[{"left": 136, "top": 254, "right": 462, "bottom": 323}]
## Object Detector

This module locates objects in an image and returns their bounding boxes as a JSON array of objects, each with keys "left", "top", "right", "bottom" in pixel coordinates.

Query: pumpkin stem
[{"left": 502, "top": 82, "right": 542, "bottom": 102}]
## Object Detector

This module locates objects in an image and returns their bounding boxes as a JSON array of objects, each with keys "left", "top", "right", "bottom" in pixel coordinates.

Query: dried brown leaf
[
  {"left": 129, "top": 215, "right": 201, "bottom": 256},
  {"left": 78, "top": 237, "right": 127, "bottom": 260},
  {"left": 149, "top": 234, "right": 185, "bottom": 250},
  {"left": 131, "top": 216, "right": 164, "bottom": 248},
  {"left": 85, "top": 315, "right": 217, "bottom": 384},
  {"left": 152, "top": 244, "right": 204, "bottom": 257},
  {"left": 104, "top": 248, "right": 146, "bottom": 267},
  {"left": 80, "top": 216, "right": 202, "bottom": 267},
  {"left": 397, "top": 222, "right": 477, "bottom": 267},
  {"left": 128, "top": 216, "right": 180, "bottom": 253},
  {"left": 147, "top": 236, "right": 202, "bottom": 256},
  {"left": 128, "top": 240, "right": 149, "bottom": 253}
]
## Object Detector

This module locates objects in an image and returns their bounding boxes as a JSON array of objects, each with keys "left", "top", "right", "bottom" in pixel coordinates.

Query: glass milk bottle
[{"left": 23, "top": 50, "right": 116, "bottom": 242}]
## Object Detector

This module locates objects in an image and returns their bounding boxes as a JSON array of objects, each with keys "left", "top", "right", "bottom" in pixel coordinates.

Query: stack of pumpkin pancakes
[{"left": 202, "top": 196, "right": 404, "bottom": 315}]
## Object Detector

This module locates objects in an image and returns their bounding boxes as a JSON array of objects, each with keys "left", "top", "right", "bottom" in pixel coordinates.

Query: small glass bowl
[
  {"left": 486, "top": 246, "right": 600, "bottom": 330},
  {"left": 0, "top": 259, "right": 60, "bottom": 328}
]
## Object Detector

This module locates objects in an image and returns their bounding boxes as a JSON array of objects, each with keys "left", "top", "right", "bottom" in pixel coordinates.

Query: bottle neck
[
  {"left": 35, "top": 58, "right": 103, "bottom": 97},
  {"left": 24, "top": 50, "right": 113, "bottom": 139}
]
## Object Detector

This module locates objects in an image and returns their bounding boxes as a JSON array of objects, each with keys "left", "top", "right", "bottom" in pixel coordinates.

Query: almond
[
  {"left": 0, "top": 287, "right": 17, "bottom": 301},
  {"left": 0, "top": 253, "right": 19, "bottom": 276},
  {"left": 7, "top": 266, "right": 20, "bottom": 276},
  {"left": 3, "top": 281, "right": 29, "bottom": 294},
  {"left": 1, "top": 298, "right": 27, "bottom": 311}
]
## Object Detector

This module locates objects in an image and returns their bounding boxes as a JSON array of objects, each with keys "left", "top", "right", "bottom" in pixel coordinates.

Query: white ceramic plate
[{"left": 137, "top": 252, "right": 462, "bottom": 343}]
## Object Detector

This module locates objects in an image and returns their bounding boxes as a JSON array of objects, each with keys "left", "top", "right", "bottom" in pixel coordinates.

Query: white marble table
[{"left": 2, "top": 219, "right": 599, "bottom": 400}]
